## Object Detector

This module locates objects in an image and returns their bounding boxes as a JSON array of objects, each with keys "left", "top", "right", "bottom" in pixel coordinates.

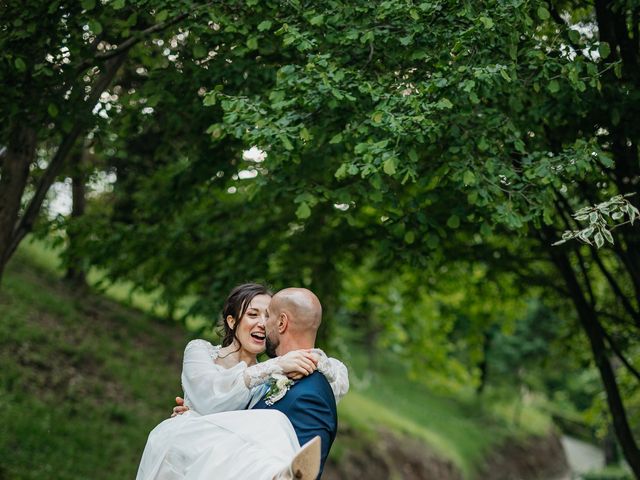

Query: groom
[{"left": 174, "top": 288, "right": 338, "bottom": 478}]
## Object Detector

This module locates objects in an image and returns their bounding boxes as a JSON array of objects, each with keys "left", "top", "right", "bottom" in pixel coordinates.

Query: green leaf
[
  {"left": 480, "top": 222, "right": 492, "bottom": 237},
  {"left": 548, "top": 80, "right": 560, "bottom": 93},
  {"left": 82, "top": 0, "right": 96, "bottom": 10},
  {"left": 371, "top": 111, "right": 384, "bottom": 123},
  {"left": 500, "top": 69, "right": 511, "bottom": 82},
  {"left": 568, "top": 29, "right": 580, "bottom": 44},
  {"left": 14, "top": 58, "right": 26, "bottom": 72},
  {"left": 447, "top": 215, "right": 460, "bottom": 229},
  {"left": 426, "top": 234, "right": 440, "bottom": 249},
  {"left": 310, "top": 14, "right": 324, "bottom": 26},
  {"left": 598, "top": 42, "right": 611, "bottom": 59},
  {"left": 409, "top": 9, "right": 420, "bottom": 21},
  {"left": 112, "top": 0, "right": 125, "bottom": 9},
  {"left": 156, "top": 10, "right": 169, "bottom": 22},
  {"left": 193, "top": 44, "right": 207, "bottom": 58},
  {"left": 203, "top": 92, "right": 217, "bottom": 106},
  {"left": 329, "top": 133, "right": 343, "bottom": 144},
  {"left": 300, "top": 127, "right": 311, "bottom": 141},
  {"left": 479, "top": 16, "right": 493, "bottom": 29},
  {"left": 404, "top": 231, "right": 415, "bottom": 244},
  {"left": 48, "top": 103, "right": 59, "bottom": 118},
  {"left": 246, "top": 36, "right": 259, "bottom": 50},
  {"left": 280, "top": 135, "right": 294, "bottom": 151},
  {"left": 296, "top": 202, "right": 311, "bottom": 219},
  {"left": 594, "top": 231, "right": 604, "bottom": 248},
  {"left": 463, "top": 170, "right": 476, "bottom": 185},
  {"left": 537, "top": 7, "right": 550, "bottom": 20},
  {"left": 335, "top": 164, "right": 348, "bottom": 179},
  {"left": 383, "top": 157, "right": 397, "bottom": 175},
  {"left": 258, "top": 20, "right": 272, "bottom": 31},
  {"left": 477, "top": 138, "right": 489, "bottom": 151},
  {"left": 89, "top": 19, "right": 102, "bottom": 35},
  {"left": 436, "top": 98, "right": 453, "bottom": 109}
]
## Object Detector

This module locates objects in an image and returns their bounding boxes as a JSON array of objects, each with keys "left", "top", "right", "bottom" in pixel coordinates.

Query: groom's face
[{"left": 264, "top": 302, "right": 280, "bottom": 358}]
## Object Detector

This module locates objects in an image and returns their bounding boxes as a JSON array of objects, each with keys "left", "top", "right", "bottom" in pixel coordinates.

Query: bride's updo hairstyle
[{"left": 220, "top": 283, "right": 272, "bottom": 348}]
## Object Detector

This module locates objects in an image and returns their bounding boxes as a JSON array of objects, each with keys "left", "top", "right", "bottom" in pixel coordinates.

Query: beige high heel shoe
[{"left": 273, "top": 436, "right": 321, "bottom": 480}]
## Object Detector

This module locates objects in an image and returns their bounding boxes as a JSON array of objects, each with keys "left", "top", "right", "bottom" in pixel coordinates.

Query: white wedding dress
[{"left": 136, "top": 340, "right": 349, "bottom": 480}]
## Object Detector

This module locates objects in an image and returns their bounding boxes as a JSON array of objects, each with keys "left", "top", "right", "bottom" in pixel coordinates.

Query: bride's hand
[{"left": 276, "top": 350, "right": 318, "bottom": 379}]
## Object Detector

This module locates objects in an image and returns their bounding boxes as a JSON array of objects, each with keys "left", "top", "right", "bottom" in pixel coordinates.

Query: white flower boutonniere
[{"left": 264, "top": 373, "right": 294, "bottom": 406}]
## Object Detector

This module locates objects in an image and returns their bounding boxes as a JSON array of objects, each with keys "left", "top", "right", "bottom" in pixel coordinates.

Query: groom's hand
[{"left": 171, "top": 396, "right": 189, "bottom": 417}]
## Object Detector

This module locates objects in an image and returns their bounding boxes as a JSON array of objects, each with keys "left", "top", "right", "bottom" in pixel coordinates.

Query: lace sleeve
[
  {"left": 312, "top": 349, "right": 350, "bottom": 403},
  {"left": 243, "top": 357, "right": 284, "bottom": 388}
]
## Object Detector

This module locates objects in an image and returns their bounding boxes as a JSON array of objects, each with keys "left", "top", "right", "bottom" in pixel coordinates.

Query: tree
[{"left": 0, "top": 0, "right": 195, "bottom": 282}]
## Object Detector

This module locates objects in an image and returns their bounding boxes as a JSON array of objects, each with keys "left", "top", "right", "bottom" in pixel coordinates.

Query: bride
[{"left": 136, "top": 283, "right": 348, "bottom": 480}]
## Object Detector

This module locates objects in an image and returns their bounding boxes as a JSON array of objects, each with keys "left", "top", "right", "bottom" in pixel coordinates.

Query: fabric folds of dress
[{"left": 136, "top": 409, "right": 299, "bottom": 480}]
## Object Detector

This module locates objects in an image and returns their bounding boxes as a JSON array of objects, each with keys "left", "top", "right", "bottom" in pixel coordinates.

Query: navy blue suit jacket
[{"left": 252, "top": 371, "right": 337, "bottom": 478}]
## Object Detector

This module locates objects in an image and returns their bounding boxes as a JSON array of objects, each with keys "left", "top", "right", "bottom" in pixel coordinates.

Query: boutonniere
[{"left": 264, "top": 373, "right": 294, "bottom": 406}]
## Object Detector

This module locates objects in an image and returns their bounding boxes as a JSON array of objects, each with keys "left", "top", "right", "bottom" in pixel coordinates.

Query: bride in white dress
[{"left": 136, "top": 284, "right": 348, "bottom": 480}]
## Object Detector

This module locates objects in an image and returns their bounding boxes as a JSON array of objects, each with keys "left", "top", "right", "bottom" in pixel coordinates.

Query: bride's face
[{"left": 230, "top": 294, "right": 270, "bottom": 356}]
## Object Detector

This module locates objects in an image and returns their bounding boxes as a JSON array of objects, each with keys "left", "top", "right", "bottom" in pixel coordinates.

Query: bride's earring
[{"left": 273, "top": 436, "right": 321, "bottom": 480}]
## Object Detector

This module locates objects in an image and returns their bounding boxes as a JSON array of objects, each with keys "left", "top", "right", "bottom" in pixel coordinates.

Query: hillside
[{"left": 0, "top": 247, "right": 568, "bottom": 479}]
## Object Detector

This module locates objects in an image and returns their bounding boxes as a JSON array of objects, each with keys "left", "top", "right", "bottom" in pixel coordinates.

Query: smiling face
[{"left": 227, "top": 294, "right": 271, "bottom": 356}]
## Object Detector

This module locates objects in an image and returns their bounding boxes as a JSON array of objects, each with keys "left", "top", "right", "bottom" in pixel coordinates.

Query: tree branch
[
  {"left": 76, "top": 11, "right": 190, "bottom": 73},
  {"left": 590, "top": 247, "right": 640, "bottom": 329},
  {"left": 601, "top": 326, "right": 640, "bottom": 383}
]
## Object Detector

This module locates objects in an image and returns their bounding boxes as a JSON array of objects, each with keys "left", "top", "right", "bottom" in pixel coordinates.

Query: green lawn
[{"left": 0, "top": 257, "right": 190, "bottom": 479}]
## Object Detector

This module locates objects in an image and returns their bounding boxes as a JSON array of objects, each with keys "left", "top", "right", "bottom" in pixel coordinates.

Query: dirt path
[{"left": 551, "top": 436, "right": 604, "bottom": 480}]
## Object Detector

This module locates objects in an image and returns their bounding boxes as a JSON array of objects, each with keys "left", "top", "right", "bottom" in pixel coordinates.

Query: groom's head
[{"left": 264, "top": 287, "right": 322, "bottom": 357}]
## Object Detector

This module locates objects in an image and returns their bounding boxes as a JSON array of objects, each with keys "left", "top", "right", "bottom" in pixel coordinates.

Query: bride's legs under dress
[{"left": 137, "top": 410, "right": 301, "bottom": 480}]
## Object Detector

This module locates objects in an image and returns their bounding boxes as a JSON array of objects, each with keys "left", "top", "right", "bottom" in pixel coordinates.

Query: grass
[
  {"left": 336, "top": 350, "right": 552, "bottom": 478},
  {"left": 1, "top": 240, "right": 558, "bottom": 479},
  {"left": 0, "top": 258, "right": 189, "bottom": 479}
]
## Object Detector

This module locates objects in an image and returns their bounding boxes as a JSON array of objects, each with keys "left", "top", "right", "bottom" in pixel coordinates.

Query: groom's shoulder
[{"left": 293, "top": 372, "right": 335, "bottom": 403}]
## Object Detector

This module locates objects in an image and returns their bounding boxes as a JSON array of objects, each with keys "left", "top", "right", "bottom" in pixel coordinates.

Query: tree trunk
[
  {"left": 65, "top": 143, "right": 88, "bottom": 286},
  {"left": 0, "top": 123, "right": 36, "bottom": 282},
  {"left": 476, "top": 328, "right": 494, "bottom": 395},
  {"left": 548, "top": 245, "right": 640, "bottom": 477}
]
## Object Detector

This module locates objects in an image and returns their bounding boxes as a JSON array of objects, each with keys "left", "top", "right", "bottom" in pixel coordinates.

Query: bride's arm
[
  {"left": 244, "top": 350, "right": 318, "bottom": 387},
  {"left": 181, "top": 340, "right": 253, "bottom": 415},
  {"left": 312, "top": 349, "right": 350, "bottom": 403},
  {"left": 181, "top": 340, "right": 318, "bottom": 415}
]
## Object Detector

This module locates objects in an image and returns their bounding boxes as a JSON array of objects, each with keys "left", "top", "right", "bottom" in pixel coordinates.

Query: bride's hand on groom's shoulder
[
  {"left": 276, "top": 350, "right": 318, "bottom": 380},
  {"left": 171, "top": 396, "right": 189, "bottom": 417}
]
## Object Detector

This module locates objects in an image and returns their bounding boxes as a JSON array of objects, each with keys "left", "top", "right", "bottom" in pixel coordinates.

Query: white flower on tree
[{"left": 242, "top": 146, "right": 267, "bottom": 163}]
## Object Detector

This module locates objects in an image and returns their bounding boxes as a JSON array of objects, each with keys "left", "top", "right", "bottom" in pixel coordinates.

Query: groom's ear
[
  {"left": 226, "top": 315, "right": 236, "bottom": 330},
  {"left": 277, "top": 313, "right": 288, "bottom": 333}
]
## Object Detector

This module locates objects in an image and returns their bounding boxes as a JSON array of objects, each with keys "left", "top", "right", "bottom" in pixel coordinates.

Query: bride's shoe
[{"left": 273, "top": 436, "right": 321, "bottom": 480}]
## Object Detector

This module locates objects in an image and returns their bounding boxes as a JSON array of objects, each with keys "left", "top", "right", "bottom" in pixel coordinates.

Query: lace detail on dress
[
  {"left": 243, "top": 358, "right": 284, "bottom": 388},
  {"left": 312, "top": 349, "right": 350, "bottom": 404},
  {"left": 184, "top": 339, "right": 219, "bottom": 360}
]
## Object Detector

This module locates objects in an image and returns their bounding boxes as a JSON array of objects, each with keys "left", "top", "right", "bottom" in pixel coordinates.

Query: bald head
[{"left": 271, "top": 287, "right": 322, "bottom": 335}]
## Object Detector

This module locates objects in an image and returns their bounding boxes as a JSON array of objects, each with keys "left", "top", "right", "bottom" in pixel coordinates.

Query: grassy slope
[
  {"left": 0, "top": 255, "right": 189, "bottom": 479},
  {"left": 0, "top": 241, "right": 553, "bottom": 479}
]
